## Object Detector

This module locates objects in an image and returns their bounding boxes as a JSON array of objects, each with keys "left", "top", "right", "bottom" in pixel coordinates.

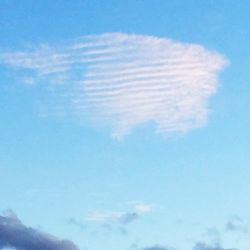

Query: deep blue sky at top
[{"left": 1, "top": 0, "right": 249, "bottom": 153}]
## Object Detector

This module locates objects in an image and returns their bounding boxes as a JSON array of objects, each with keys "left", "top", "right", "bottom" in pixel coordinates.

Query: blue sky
[{"left": 0, "top": 1, "right": 250, "bottom": 250}]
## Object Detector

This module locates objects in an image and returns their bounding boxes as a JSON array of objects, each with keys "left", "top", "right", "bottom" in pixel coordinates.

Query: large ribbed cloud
[{"left": 0, "top": 33, "right": 227, "bottom": 137}]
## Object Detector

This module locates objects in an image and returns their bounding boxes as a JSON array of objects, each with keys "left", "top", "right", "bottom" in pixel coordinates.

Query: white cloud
[
  {"left": 86, "top": 211, "right": 122, "bottom": 223},
  {"left": 0, "top": 33, "right": 228, "bottom": 138},
  {"left": 135, "top": 203, "right": 152, "bottom": 214},
  {"left": 86, "top": 202, "right": 151, "bottom": 224}
]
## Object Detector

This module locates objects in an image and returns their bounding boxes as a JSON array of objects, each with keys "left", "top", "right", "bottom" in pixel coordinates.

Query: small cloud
[
  {"left": 86, "top": 202, "right": 151, "bottom": 225},
  {"left": 225, "top": 216, "right": 249, "bottom": 233},
  {"left": 86, "top": 211, "right": 121, "bottom": 223},
  {"left": 84, "top": 202, "right": 152, "bottom": 235},
  {"left": 119, "top": 212, "right": 139, "bottom": 224},
  {"left": 0, "top": 211, "right": 78, "bottom": 250},
  {"left": 86, "top": 211, "right": 139, "bottom": 225},
  {"left": 134, "top": 202, "right": 152, "bottom": 214}
]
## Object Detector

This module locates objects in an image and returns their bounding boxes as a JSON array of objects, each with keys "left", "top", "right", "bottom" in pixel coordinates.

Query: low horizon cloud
[
  {"left": 0, "top": 211, "right": 78, "bottom": 250},
  {"left": 141, "top": 242, "right": 237, "bottom": 250},
  {"left": 193, "top": 242, "right": 237, "bottom": 250},
  {"left": 0, "top": 32, "right": 228, "bottom": 138}
]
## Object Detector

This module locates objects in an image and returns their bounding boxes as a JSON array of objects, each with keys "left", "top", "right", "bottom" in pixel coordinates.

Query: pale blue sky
[{"left": 0, "top": 1, "right": 250, "bottom": 250}]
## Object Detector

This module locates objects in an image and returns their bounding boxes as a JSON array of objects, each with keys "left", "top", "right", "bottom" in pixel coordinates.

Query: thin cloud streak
[
  {"left": 0, "top": 33, "right": 228, "bottom": 138},
  {"left": 86, "top": 202, "right": 151, "bottom": 225}
]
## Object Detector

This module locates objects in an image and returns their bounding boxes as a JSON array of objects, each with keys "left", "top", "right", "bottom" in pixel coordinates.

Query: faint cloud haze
[{"left": 0, "top": 33, "right": 228, "bottom": 138}]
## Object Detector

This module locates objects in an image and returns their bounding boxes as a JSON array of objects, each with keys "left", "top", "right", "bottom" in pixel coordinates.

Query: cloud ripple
[{"left": 0, "top": 33, "right": 228, "bottom": 137}]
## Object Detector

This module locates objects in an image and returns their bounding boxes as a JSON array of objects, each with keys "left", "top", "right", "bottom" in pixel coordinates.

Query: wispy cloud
[
  {"left": 225, "top": 216, "right": 249, "bottom": 233},
  {"left": 0, "top": 210, "right": 78, "bottom": 250},
  {"left": 86, "top": 202, "right": 151, "bottom": 225},
  {"left": 86, "top": 211, "right": 139, "bottom": 225},
  {"left": 0, "top": 33, "right": 228, "bottom": 138},
  {"left": 68, "top": 202, "right": 152, "bottom": 236}
]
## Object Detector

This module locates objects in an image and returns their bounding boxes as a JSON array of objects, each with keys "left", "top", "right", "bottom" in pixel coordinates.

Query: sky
[{"left": 0, "top": 1, "right": 250, "bottom": 250}]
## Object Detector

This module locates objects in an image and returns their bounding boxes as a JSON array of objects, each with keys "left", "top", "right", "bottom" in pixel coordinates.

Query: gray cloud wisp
[{"left": 225, "top": 216, "right": 249, "bottom": 233}]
